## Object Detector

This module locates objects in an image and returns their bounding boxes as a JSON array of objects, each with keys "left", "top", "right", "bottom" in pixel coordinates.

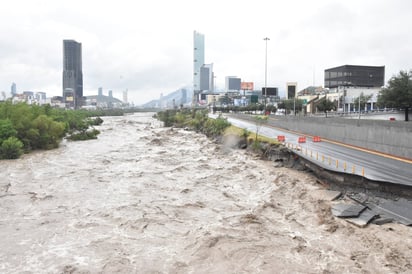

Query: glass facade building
[
  {"left": 324, "top": 65, "right": 385, "bottom": 88},
  {"left": 193, "top": 31, "right": 205, "bottom": 104},
  {"left": 200, "top": 64, "right": 214, "bottom": 92},
  {"left": 63, "top": 40, "right": 83, "bottom": 108}
]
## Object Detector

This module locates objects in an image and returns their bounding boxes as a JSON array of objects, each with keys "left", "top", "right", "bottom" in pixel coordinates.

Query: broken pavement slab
[
  {"left": 372, "top": 217, "right": 393, "bottom": 225},
  {"left": 367, "top": 198, "right": 412, "bottom": 226},
  {"left": 331, "top": 203, "right": 366, "bottom": 218},
  {"left": 345, "top": 209, "right": 377, "bottom": 228}
]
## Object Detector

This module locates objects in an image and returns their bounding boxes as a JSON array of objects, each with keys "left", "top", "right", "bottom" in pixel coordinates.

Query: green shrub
[
  {"left": 87, "top": 117, "right": 104, "bottom": 126},
  {"left": 0, "top": 119, "right": 17, "bottom": 143},
  {"left": 156, "top": 110, "right": 177, "bottom": 127},
  {"left": 0, "top": 136, "right": 24, "bottom": 159},
  {"left": 174, "top": 112, "right": 188, "bottom": 127},
  {"left": 203, "top": 117, "right": 231, "bottom": 137},
  {"left": 0, "top": 102, "right": 106, "bottom": 157},
  {"left": 156, "top": 109, "right": 231, "bottom": 137},
  {"left": 250, "top": 140, "right": 262, "bottom": 152},
  {"left": 31, "top": 115, "right": 66, "bottom": 149},
  {"left": 67, "top": 129, "right": 100, "bottom": 141}
]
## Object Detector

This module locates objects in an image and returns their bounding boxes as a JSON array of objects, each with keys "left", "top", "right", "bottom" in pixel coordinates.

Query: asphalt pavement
[{"left": 224, "top": 115, "right": 412, "bottom": 187}]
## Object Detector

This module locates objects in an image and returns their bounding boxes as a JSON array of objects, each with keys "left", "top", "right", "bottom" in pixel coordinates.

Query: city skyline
[{"left": 1, "top": 0, "right": 412, "bottom": 105}]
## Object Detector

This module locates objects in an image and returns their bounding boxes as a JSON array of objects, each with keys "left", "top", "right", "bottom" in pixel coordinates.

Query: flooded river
[{"left": 1, "top": 113, "right": 411, "bottom": 273}]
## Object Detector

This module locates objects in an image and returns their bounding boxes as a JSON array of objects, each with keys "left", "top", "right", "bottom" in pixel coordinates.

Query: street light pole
[
  {"left": 264, "top": 37, "right": 270, "bottom": 112},
  {"left": 358, "top": 95, "right": 361, "bottom": 120},
  {"left": 293, "top": 97, "right": 296, "bottom": 116}
]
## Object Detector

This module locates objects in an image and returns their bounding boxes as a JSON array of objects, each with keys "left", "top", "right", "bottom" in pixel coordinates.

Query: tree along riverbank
[{"left": 0, "top": 102, "right": 125, "bottom": 159}]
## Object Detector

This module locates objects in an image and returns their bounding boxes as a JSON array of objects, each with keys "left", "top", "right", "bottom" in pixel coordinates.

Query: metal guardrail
[{"left": 285, "top": 142, "right": 365, "bottom": 178}]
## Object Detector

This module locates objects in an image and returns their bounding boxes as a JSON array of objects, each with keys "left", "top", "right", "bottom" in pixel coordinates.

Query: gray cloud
[{"left": 1, "top": 0, "right": 411, "bottom": 104}]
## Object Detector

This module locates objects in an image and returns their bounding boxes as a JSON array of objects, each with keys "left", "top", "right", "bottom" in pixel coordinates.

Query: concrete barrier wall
[{"left": 266, "top": 116, "right": 412, "bottom": 159}]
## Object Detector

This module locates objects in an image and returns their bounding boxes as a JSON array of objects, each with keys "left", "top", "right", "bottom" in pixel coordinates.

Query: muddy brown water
[{"left": 1, "top": 113, "right": 411, "bottom": 273}]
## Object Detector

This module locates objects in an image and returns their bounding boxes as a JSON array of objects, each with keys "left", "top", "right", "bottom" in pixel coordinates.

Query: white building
[{"left": 328, "top": 86, "right": 382, "bottom": 112}]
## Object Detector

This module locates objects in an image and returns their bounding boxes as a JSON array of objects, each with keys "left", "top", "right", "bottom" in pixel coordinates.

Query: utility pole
[
  {"left": 294, "top": 97, "right": 296, "bottom": 116},
  {"left": 358, "top": 95, "right": 361, "bottom": 119},
  {"left": 263, "top": 37, "right": 270, "bottom": 112}
]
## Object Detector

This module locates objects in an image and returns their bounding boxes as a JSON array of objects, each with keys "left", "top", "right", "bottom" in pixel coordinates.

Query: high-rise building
[
  {"left": 193, "top": 31, "right": 205, "bottom": 105},
  {"left": 11, "top": 82, "right": 16, "bottom": 95},
  {"left": 98, "top": 87, "right": 103, "bottom": 96},
  {"left": 287, "top": 82, "right": 297, "bottom": 99},
  {"left": 200, "top": 64, "right": 214, "bottom": 92},
  {"left": 225, "top": 76, "right": 241, "bottom": 92},
  {"left": 63, "top": 40, "right": 83, "bottom": 108}
]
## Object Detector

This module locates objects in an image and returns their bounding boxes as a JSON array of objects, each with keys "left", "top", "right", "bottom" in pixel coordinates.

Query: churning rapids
[{"left": 1, "top": 113, "right": 412, "bottom": 273}]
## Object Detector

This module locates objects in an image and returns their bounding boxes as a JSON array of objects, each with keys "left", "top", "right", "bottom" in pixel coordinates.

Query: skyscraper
[
  {"left": 200, "top": 64, "right": 214, "bottom": 92},
  {"left": 63, "top": 40, "right": 83, "bottom": 108},
  {"left": 193, "top": 31, "right": 205, "bottom": 105},
  {"left": 11, "top": 82, "right": 17, "bottom": 95}
]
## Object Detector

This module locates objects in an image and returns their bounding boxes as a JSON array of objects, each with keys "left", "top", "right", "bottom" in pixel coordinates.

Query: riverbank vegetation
[
  {"left": 224, "top": 125, "right": 278, "bottom": 145},
  {"left": 155, "top": 109, "right": 230, "bottom": 138},
  {"left": 0, "top": 102, "right": 107, "bottom": 159},
  {"left": 155, "top": 108, "right": 281, "bottom": 156}
]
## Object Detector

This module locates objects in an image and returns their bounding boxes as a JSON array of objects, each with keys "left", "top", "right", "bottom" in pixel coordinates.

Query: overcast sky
[{"left": 1, "top": 0, "right": 411, "bottom": 104}]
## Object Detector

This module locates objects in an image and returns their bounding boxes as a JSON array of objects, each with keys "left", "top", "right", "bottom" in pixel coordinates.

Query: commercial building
[
  {"left": 63, "top": 39, "right": 83, "bottom": 108},
  {"left": 200, "top": 63, "right": 214, "bottom": 92},
  {"left": 324, "top": 65, "right": 385, "bottom": 112},
  {"left": 225, "top": 76, "right": 241, "bottom": 93},
  {"left": 35, "top": 92, "right": 47, "bottom": 105},
  {"left": 324, "top": 65, "right": 385, "bottom": 88}
]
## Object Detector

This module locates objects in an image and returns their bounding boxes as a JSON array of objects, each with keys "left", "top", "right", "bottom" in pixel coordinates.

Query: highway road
[{"left": 224, "top": 115, "right": 412, "bottom": 187}]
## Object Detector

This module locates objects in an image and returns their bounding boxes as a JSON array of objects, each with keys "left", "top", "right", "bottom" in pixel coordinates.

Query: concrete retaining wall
[{"left": 266, "top": 116, "right": 412, "bottom": 159}]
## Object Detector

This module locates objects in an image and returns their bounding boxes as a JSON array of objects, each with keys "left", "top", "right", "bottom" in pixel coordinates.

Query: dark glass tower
[
  {"left": 324, "top": 65, "right": 385, "bottom": 88},
  {"left": 63, "top": 40, "right": 83, "bottom": 108}
]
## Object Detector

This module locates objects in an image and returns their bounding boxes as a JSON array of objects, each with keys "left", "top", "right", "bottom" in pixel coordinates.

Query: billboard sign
[
  {"left": 241, "top": 82, "right": 254, "bottom": 90},
  {"left": 261, "top": 87, "right": 278, "bottom": 96}
]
